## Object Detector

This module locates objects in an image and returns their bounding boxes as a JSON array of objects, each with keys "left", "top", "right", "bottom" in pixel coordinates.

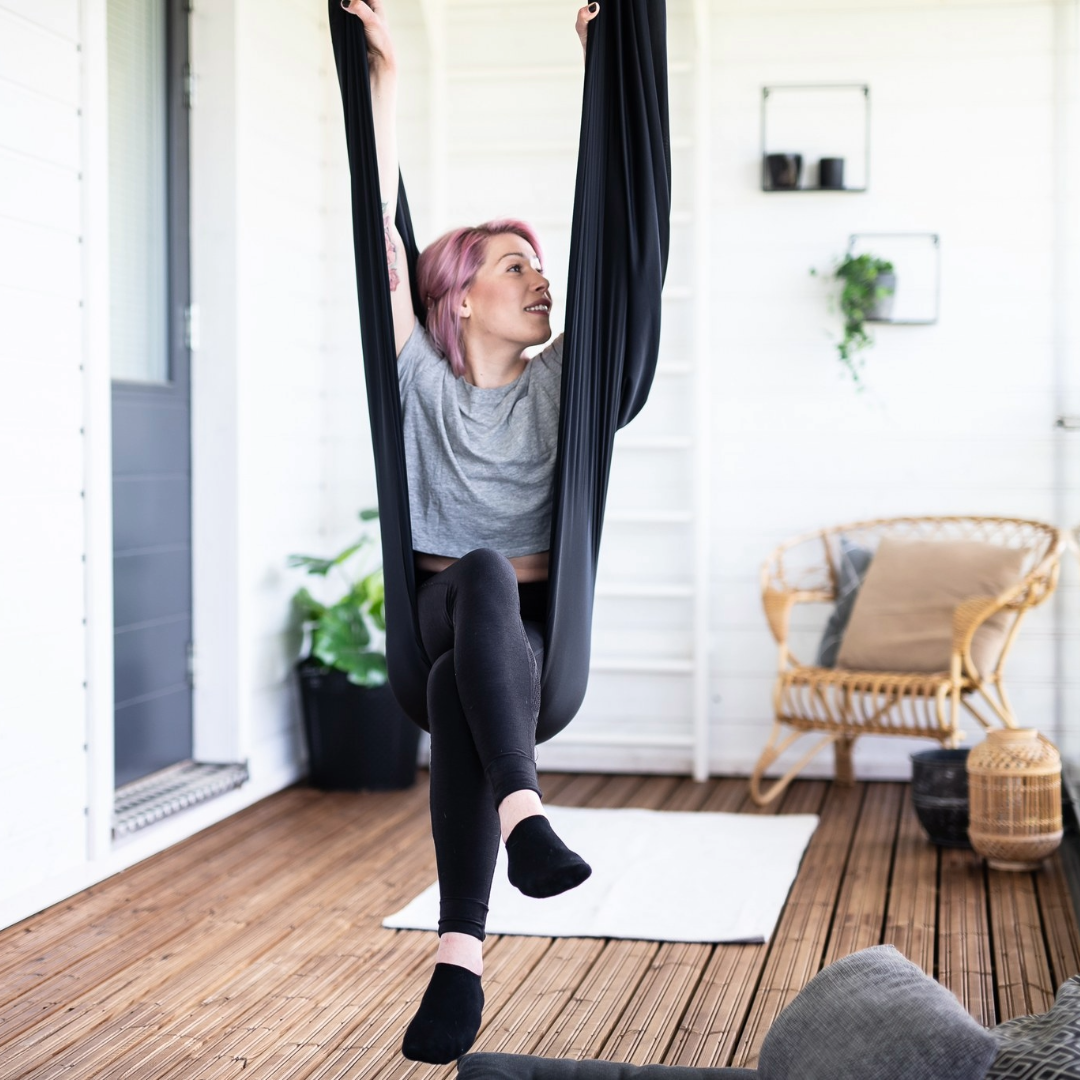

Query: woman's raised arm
[{"left": 343, "top": 0, "right": 416, "bottom": 355}]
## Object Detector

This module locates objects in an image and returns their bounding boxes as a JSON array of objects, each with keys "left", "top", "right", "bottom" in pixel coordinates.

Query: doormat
[{"left": 384, "top": 804, "right": 818, "bottom": 944}]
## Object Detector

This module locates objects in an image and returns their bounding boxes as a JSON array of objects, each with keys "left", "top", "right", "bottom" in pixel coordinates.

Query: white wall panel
[
  {"left": 0, "top": 149, "right": 81, "bottom": 232},
  {"left": 700, "top": 0, "right": 1071, "bottom": 781},
  {"left": 0, "top": 0, "right": 90, "bottom": 918},
  {"left": 0, "top": 0, "right": 78, "bottom": 39},
  {"left": 0, "top": 10, "right": 80, "bottom": 102}
]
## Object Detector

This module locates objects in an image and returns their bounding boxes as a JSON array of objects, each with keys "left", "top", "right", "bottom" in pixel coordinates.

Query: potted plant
[
  {"left": 288, "top": 508, "right": 420, "bottom": 791},
  {"left": 812, "top": 253, "right": 896, "bottom": 387}
]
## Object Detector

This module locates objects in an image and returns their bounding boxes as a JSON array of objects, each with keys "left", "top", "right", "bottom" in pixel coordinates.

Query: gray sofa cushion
[
  {"left": 987, "top": 976, "right": 1080, "bottom": 1078},
  {"left": 458, "top": 1055, "right": 756, "bottom": 1080},
  {"left": 757, "top": 945, "right": 998, "bottom": 1080},
  {"left": 815, "top": 536, "right": 872, "bottom": 667}
]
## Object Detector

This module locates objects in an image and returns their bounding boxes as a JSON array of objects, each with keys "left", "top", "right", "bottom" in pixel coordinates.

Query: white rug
[{"left": 384, "top": 805, "right": 818, "bottom": 944}]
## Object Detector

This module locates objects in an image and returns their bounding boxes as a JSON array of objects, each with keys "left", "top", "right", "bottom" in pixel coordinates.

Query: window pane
[{"left": 108, "top": 0, "right": 169, "bottom": 384}]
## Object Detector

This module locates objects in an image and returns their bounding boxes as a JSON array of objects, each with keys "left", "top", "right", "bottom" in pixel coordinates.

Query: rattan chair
[{"left": 750, "top": 516, "right": 1065, "bottom": 806}]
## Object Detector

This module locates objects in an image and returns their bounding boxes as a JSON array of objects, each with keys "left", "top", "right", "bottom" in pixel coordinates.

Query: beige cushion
[{"left": 836, "top": 537, "right": 1027, "bottom": 674}]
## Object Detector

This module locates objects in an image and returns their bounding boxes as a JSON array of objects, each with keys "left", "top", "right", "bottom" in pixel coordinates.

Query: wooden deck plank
[
  {"left": 3, "top": 776, "right": 1079, "bottom": 1080},
  {"left": 583, "top": 775, "right": 655, "bottom": 809},
  {"left": 93, "top": 951, "right": 403, "bottom": 1080},
  {"left": 295, "top": 934, "right": 541, "bottom": 1080},
  {"left": 881, "top": 787, "right": 938, "bottom": 975},
  {"left": 202, "top": 936, "right": 437, "bottom": 1080},
  {"left": 12, "top": 878, "right": 437, "bottom": 1080},
  {"left": 600, "top": 941, "right": 711, "bottom": 1065},
  {"left": 0, "top": 788, "right": 376, "bottom": 1012},
  {"left": 360, "top": 771, "right": 640, "bottom": 1080},
  {"left": 468, "top": 937, "right": 607, "bottom": 1060},
  {"left": 730, "top": 783, "right": 864, "bottom": 1070},
  {"left": 117, "top": 781, "right": 591, "bottom": 1080},
  {"left": 1036, "top": 855, "right": 1080, "bottom": 990},
  {"left": 987, "top": 869, "right": 1055, "bottom": 1021},
  {"left": 938, "top": 847, "right": 995, "bottom": 1026},
  {"left": 530, "top": 938, "right": 659, "bottom": 1060},
  {"left": 488, "top": 773, "right": 694, "bottom": 1063},
  {"left": 823, "top": 782, "right": 903, "bottom": 965},
  {"left": 136, "top": 903, "right": 442, "bottom": 1080},
  {"left": 374, "top": 936, "right": 556, "bottom": 1080},
  {"left": 663, "top": 945, "right": 762, "bottom": 1069},
  {"left": 664, "top": 781, "right": 827, "bottom": 1069},
  {"left": 698, "top": 779, "right": 757, "bottom": 814},
  {"left": 659, "top": 778, "right": 723, "bottom": 813},
  {"left": 0, "top": 788, "right": 321, "bottom": 983},
  {"left": 3, "top": 787, "right": 438, "bottom": 1074},
  {"left": 136, "top": 776, "right": 576, "bottom": 1080},
  {"left": 0, "top": 785, "right": 427, "bottom": 1015}
]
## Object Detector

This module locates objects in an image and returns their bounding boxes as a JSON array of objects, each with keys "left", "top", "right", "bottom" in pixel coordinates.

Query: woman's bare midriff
[{"left": 415, "top": 550, "right": 550, "bottom": 583}]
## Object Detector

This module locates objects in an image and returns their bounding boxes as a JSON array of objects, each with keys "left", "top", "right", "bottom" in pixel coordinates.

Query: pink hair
[{"left": 416, "top": 219, "right": 544, "bottom": 378}]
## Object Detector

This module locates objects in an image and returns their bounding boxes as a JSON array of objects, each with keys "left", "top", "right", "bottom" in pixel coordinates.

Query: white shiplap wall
[
  {"left": 428, "top": 0, "right": 709, "bottom": 774},
  {"left": 707, "top": 0, "right": 1079, "bottom": 779},
  {"left": 412, "top": 0, "right": 1079, "bottom": 780},
  {"left": 0, "top": 1, "right": 92, "bottom": 900},
  {"left": 189, "top": 0, "right": 381, "bottom": 791},
  {"left": 0, "top": 0, "right": 381, "bottom": 928}
]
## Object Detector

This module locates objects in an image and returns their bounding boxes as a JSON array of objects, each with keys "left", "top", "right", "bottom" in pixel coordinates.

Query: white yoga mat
[{"left": 384, "top": 805, "right": 818, "bottom": 944}]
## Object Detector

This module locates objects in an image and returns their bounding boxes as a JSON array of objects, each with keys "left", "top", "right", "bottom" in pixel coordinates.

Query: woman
[{"left": 341, "top": 0, "right": 601, "bottom": 1065}]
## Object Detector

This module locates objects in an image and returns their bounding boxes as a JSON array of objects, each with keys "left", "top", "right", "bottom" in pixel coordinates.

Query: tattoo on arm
[{"left": 382, "top": 202, "right": 401, "bottom": 292}]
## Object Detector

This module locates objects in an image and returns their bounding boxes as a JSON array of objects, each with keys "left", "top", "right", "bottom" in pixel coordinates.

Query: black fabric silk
[{"left": 328, "top": 0, "right": 670, "bottom": 732}]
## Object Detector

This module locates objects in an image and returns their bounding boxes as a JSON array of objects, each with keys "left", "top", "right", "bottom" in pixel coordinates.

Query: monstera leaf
[
  {"left": 289, "top": 509, "right": 388, "bottom": 687},
  {"left": 312, "top": 601, "right": 387, "bottom": 686}
]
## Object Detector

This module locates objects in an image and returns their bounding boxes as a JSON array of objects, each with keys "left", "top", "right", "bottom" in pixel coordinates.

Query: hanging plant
[{"left": 812, "top": 253, "right": 896, "bottom": 387}]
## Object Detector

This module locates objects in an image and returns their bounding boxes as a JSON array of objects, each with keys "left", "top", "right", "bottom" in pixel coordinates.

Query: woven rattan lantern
[{"left": 967, "top": 729, "right": 1063, "bottom": 870}]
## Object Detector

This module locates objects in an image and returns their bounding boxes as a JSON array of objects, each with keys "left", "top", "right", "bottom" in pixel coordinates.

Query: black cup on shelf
[
  {"left": 819, "top": 157, "right": 845, "bottom": 190},
  {"left": 910, "top": 748, "right": 972, "bottom": 848},
  {"left": 764, "top": 153, "right": 803, "bottom": 190}
]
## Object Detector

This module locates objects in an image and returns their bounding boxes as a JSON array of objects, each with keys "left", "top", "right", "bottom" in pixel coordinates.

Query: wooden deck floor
[{"left": 2, "top": 773, "right": 1079, "bottom": 1079}]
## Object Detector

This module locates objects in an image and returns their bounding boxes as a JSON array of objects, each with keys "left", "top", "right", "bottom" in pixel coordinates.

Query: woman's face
[{"left": 459, "top": 233, "right": 552, "bottom": 351}]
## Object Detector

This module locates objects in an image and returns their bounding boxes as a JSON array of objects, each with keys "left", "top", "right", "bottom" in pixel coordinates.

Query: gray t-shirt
[{"left": 398, "top": 323, "right": 563, "bottom": 558}]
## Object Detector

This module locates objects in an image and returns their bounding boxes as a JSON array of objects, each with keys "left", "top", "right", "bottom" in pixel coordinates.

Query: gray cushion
[
  {"left": 815, "top": 536, "right": 872, "bottom": 668},
  {"left": 988, "top": 976, "right": 1080, "bottom": 1078},
  {"left": 757, "top": 945, "right": 998, "bottom": 1080},
  {"left": 458, "top": 1054, "right": 756, "bottom": 1080}
]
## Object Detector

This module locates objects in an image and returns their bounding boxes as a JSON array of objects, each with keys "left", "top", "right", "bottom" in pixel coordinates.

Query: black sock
[
  {"left": 401, "top": 963, "right": 484, "bottom": 1064},
  {"left": 505, "top": 815, "right": 592, "bottom": 899}
]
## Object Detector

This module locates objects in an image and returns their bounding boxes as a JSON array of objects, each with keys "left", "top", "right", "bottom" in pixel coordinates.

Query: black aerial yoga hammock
[{"left": 328, "top": 0, "right": 671, "bottom": 733}]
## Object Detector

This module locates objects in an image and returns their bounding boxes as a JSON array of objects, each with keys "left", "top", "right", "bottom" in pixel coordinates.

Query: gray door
[{"left": 109, "top": 0, "right": 192, "bottom": 787}]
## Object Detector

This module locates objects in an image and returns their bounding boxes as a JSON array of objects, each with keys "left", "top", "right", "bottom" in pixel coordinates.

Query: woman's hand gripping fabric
[
  {"left": 576, "top": 3, "right": 600, "bottom": 59},
  {"left": 341, "top": 0, "right": 398, "bottom": 81}
]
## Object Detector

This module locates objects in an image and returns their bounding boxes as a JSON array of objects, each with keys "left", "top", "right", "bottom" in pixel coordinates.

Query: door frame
[
  {"left": 83, "top": 0, "right": 115, "bottom": 862},
  {"left": 83, "top": 0, "right": 236, "bottom": 862}
]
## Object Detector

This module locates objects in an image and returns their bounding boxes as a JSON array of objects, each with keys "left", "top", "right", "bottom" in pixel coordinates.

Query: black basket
[
  {"left": 296, "top": 659, "right": 420, "bottom": 791},
  {"left": 910, "top": 748, "right": 971, "bottom": 848}
]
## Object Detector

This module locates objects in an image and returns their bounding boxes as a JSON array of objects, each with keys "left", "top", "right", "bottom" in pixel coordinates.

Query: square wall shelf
[
  {"left": 849, "top": 233, "right": 941, "bottom": 325},
  {"left": 761, "top": 84, "right": 870, "bottom": 192}
]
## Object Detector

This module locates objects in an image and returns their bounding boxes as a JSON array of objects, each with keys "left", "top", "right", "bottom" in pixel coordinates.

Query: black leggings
[{"left": 416, "top": 548, "right": 552, "bottom": 941}]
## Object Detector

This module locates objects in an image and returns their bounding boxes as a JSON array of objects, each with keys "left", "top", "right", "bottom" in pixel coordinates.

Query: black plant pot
[
  {"left": 296, "top": 658, "right": 421, "bottom": 791},
  {"left": 764, "top": 153, "right": 803, "bottom": 190},
  {"left": 910, "top": 748, "right": 972, "bottom": 848}
]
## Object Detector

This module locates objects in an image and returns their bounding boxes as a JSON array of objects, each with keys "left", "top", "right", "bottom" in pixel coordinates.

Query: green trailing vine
[
  {"left": 288, "top": 508, "right": 388, "bottom": 687},
  {"left": 812, "top": 253, "right": 895, "bottom": 387}
]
